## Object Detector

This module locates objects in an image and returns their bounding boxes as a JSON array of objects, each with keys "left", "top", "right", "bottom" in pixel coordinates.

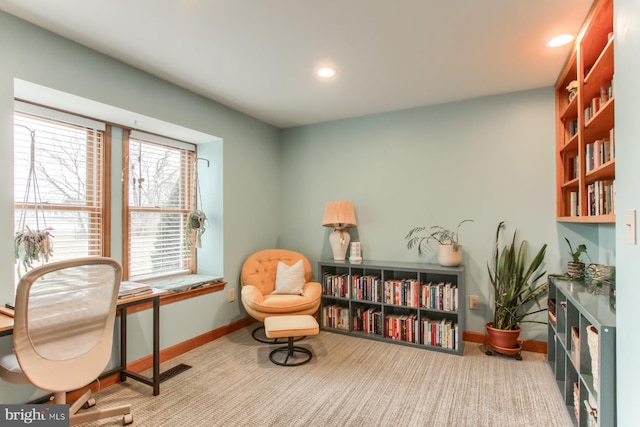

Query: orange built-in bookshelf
[{"left": 555, "top": 0, "right": 615, "bottom": 223}]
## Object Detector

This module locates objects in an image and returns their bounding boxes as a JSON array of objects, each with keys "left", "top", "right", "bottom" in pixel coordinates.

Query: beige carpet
[{"left": 79, "top": 326, "right": 573, "bottom": 427}]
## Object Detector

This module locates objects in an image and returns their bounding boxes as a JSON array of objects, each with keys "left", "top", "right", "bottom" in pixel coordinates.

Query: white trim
[
  {"left": 130, "top": 130, "right": 196, "bottom": 151},
  {"left": 14, "top": 100, "right": 106, "bottom": 131}
]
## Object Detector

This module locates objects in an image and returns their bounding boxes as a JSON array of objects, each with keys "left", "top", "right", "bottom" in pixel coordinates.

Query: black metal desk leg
[
  {"left": 120, "top": 307, "right": 127, "bottom": 382},
  {"left": 152, "top": 296, "right": 160, "bottom": 396}
]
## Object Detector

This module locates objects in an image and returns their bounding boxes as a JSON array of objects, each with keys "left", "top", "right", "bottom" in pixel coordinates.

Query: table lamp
[{"left": 322, "top": 200, "right": 357, "bottom": 261}]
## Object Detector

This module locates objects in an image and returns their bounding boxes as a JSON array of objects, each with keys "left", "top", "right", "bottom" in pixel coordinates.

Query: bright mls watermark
[{"left": 0, "top": 405, "right": 68, "bottom": 426}]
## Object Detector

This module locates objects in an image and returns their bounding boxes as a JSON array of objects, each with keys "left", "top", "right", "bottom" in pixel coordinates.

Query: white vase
[{"left": 437, "top": 244, "right": 463, "bottom": 267}]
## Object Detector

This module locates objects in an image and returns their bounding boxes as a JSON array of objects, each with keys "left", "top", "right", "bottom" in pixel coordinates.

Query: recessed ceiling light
[
  {"left": 548, "top": 34, "right": 574, "bottom": 48},
  {"left": 317, "top": 67, "right": 336, "bottom": 78}
]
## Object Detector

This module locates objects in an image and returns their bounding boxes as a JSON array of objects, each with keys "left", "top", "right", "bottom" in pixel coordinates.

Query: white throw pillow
[{"left": 272, "top": 259, "right": 305, "bottom": 295}]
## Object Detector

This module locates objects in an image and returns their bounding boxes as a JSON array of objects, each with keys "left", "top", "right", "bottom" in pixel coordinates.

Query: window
[
  {"left": 124, "top": 132, "right": 196, "bottom": 281},
  {"left": 13, "top": 105, "right": 107, "bottom": 281}
]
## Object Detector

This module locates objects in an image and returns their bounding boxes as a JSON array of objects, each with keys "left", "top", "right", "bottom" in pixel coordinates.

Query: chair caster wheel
[
  {"left": 123, "top": 413, "right": 133, "bottom": 425},
  {"left": 83, "top": 397, "right": 96, "bottom": 409}
]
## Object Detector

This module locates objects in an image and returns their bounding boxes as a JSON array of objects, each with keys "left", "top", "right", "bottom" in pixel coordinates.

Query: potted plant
[
  {"left": 14, "top": 226, "right": 54, "bottom": 278},
  {"left": 185, "top": 209, "right": 207, "bottom": 248},
  {"left": 486, "top": 221, "right": 548, "bottom": 354},
  {"left": 565, "top": 238, "right": 588, "bottom": 279},
  {"left": 405, "top": 219, "right": 473, "bottom": 267}
]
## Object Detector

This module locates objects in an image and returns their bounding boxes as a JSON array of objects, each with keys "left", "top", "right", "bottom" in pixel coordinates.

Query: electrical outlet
[
  {"left": 228, "top": 288, "right": 235, "bottom": 302},
  {"left": 469, "top": 295, "right": 479, "bottom": 310}
]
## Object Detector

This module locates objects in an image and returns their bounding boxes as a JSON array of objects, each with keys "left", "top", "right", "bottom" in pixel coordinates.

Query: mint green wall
[
  {"left": 0, "top": 11, "right": 280, "bottom": 403},
  {"left": 614, "top": 0, "right": 639, "bottom": 424},
  {"left": 280, "top": 87, "right": 615, "bottom": 341}
]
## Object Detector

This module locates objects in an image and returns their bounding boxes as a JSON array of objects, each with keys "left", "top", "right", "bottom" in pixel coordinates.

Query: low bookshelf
[{"left": 318, "top": 259, "right": 465, "bottom": 356}]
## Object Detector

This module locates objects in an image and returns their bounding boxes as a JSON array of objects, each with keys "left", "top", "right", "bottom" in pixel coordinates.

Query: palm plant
[{"left": 488, "top": 221, "right": 548, "bottom": 330}]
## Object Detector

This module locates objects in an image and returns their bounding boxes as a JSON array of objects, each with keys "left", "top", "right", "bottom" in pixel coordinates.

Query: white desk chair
[{"left": 0, "top": 257, "right": 132, "bottom": 425}]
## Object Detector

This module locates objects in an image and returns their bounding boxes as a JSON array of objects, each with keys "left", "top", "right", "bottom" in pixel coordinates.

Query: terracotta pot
[
  {"left": 486, "top": 322, "right": 521, "bottom": 350},
  {"left": 567, "top": 262, "right": 585, "bottom": 279},
  {"left": 437, "top": 244, "right": 463, "bottom": 267}
]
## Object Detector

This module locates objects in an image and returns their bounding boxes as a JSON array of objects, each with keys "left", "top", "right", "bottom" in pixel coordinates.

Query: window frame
[
  {"left": 122, "top": 129, "right": 197, "bottom": 281},
  {"left": 13, "top": 106, "right": 110, "bottom": 285}
]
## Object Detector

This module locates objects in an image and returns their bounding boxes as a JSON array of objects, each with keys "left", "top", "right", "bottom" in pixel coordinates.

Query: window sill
[{"left": 120, "top": 276, "right": 226, "bottom": 315}]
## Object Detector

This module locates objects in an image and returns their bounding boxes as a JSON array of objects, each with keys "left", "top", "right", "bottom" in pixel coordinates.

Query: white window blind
[
  {"left": 126, "top": 135, "right": 195, "bottom": 280},
  {"left": 13, "top": 111, "right": 105, "bottom": 279}
]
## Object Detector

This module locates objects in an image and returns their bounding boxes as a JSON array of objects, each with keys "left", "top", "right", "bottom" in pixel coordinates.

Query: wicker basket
[
  {"left": 587, "top": 325, "right": 599, "bottom": 390},
  {"left": 584, "top": 398, "right": 598, "bottom": 427},
  {"left": 571, "top": 326, "right": 580, "bottom": 367},
  {"left": 573, "top": 382, "right": 580, "bottom": 422}
]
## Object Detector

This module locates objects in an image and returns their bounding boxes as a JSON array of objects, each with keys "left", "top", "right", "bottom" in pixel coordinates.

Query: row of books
[
  {"left": 421, "top": 282, "right": 458, "bottom": 311},
  {"left": 384, "top": 279, "right": 419, "bottom": 307},
  {"left": 422, "top": 318, "right": 458, "bottom": 349},
  {"left": 353, "top": 306, "right": 382, "bottom": 335},
  {"left": 384, "top": 314, "right": 458, "bottom": 349},
  {"left": 569, "top": 191, "right": 580, "bottom": 217},
  {"left": 568, "top": 119, "right": 578, "bottom": 139},
  {"left": 569, "top": 156, "right": 579, "bottom": 180},
  {"left": 585, "top": 131, "right": 614, "bottom": 173},
  {"left": 352, "top": 274, "right": 381, "bottom": 302},
  {"left": 322, "top": 273, "right": 350, "bottom": 298},
  {"left": 587, "top": 180, "right": 615, "bottom": 216},
  {"left": 321, "top": 304, "right": 349, "bottom": 330},
  {"left": 583, "top": 84, "right": 613, "bottom": 124},
  {"left": 383, "top": 280, "right": 458, "bottom": 311}
]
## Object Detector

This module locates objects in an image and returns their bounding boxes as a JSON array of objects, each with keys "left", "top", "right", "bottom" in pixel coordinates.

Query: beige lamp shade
[
  {"left": 322, "top": 200, "right": 357, "bottom": 261},
  {"left": 322, "top": 200, "right": 357, "bottom": 229}
]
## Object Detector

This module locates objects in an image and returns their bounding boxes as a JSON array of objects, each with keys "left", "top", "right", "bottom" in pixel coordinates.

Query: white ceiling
[{"left": 0, "top": 0, "right": 593, "bottom": 129}]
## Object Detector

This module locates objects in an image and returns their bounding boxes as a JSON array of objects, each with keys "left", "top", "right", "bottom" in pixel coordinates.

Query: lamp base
[{"left": 329, "top": 228, "right": 351, "bottom": 261}]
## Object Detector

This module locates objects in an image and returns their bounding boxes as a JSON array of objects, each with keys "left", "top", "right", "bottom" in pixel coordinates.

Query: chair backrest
[
  {"left": 13, "top": 257, "right": 122, "bottom": 392},
  {"left": 241, "top": 249, "right": 312, "bottom": 296}
]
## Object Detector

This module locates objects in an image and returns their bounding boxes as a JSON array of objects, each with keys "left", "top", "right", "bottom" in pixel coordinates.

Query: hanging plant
[
  {"left": 15, "top": 226, "right": 54, "bottom": 277},
  {"left": 185, "top": 158, "right": 208, "bottom": 248},
  {"left": 14, "top": 126, "right": 54, "bottom": 278},
  {"left": 186, "top": 209, "right": 207, "bottom": 248}
]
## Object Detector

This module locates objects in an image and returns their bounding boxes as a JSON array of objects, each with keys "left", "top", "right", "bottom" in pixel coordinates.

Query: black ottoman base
[{"left": 268, "top": 337, "right": 313, "bottom": 366}]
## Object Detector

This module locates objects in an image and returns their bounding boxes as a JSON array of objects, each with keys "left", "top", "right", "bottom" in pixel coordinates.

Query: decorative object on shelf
[
  {"left": 585, "top": 263, "right": 614, "bottom": 286},
  {"left": 564, "top": 238, "right": 589, "bottom": 279},
  {"left": 486, "top": 221, "right": 548, "bottom": 354},
  {"left": 185, "top": 157, "right": 209, "bottom": 248},
  {"left": 405, "top": 219, "right": 473, "bottom": 267},
  {"left": 586, "top": 325, "right": 600, "bottom": 390},
  {"left": 322, "top": 200, "right": 357, "bottom": 261},
  {"left": 348, "top": 241, "right": 362, "bottom": 263},
  {"left": 14, "top": 126, "right": 54, "bottom": 278},
  {"left": 566, "top": 80, "right": 578, "bottom": 102}
]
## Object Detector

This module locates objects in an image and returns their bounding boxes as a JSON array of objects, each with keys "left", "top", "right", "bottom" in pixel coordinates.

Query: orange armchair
[{"left": 241, "top": 249, "right": 321, "bottom": 342}]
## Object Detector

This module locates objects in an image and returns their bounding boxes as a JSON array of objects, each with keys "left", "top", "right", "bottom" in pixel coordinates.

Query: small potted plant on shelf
[
  {"left": 405, "top": 219, "right": 473, "bottom": 267},
  {"left": 486, "top": 221, "right": 548, "bottom": 355},
  {"left": 565, "top": 238, "right": 589, "bottom": 279}
]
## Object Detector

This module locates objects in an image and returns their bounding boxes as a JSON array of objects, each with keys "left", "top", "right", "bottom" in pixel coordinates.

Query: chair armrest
[
  {"left": 302, "top": 281, "right": 321, "bottom": 301},
  {"left": 241, "top": 285, "right": 264, "bottom": 305}
]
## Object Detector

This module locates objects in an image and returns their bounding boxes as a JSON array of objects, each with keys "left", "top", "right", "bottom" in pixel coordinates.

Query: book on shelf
[
  {"left": 118, "top": 281, "right": 153, "bottom": 299},
  {"left": 570, "top": 191, "right": 579, "bottom": 217}
]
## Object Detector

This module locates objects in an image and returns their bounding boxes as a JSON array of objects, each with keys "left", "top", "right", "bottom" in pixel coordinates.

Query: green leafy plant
[
  {"left": 565, "top": 238, "right": 589, "bottom": 263},
  {"left": 405, "top": 220, "right": 473, "bottom": 255},
  {"left": 185, "top": 210, "right": 207, "bottom": 248},
  {"left": 14, "top": 226, "right": 54, "bottom": 278},
  {"left": 488, "top": 221, "right": 548, "bottom": 330}
]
